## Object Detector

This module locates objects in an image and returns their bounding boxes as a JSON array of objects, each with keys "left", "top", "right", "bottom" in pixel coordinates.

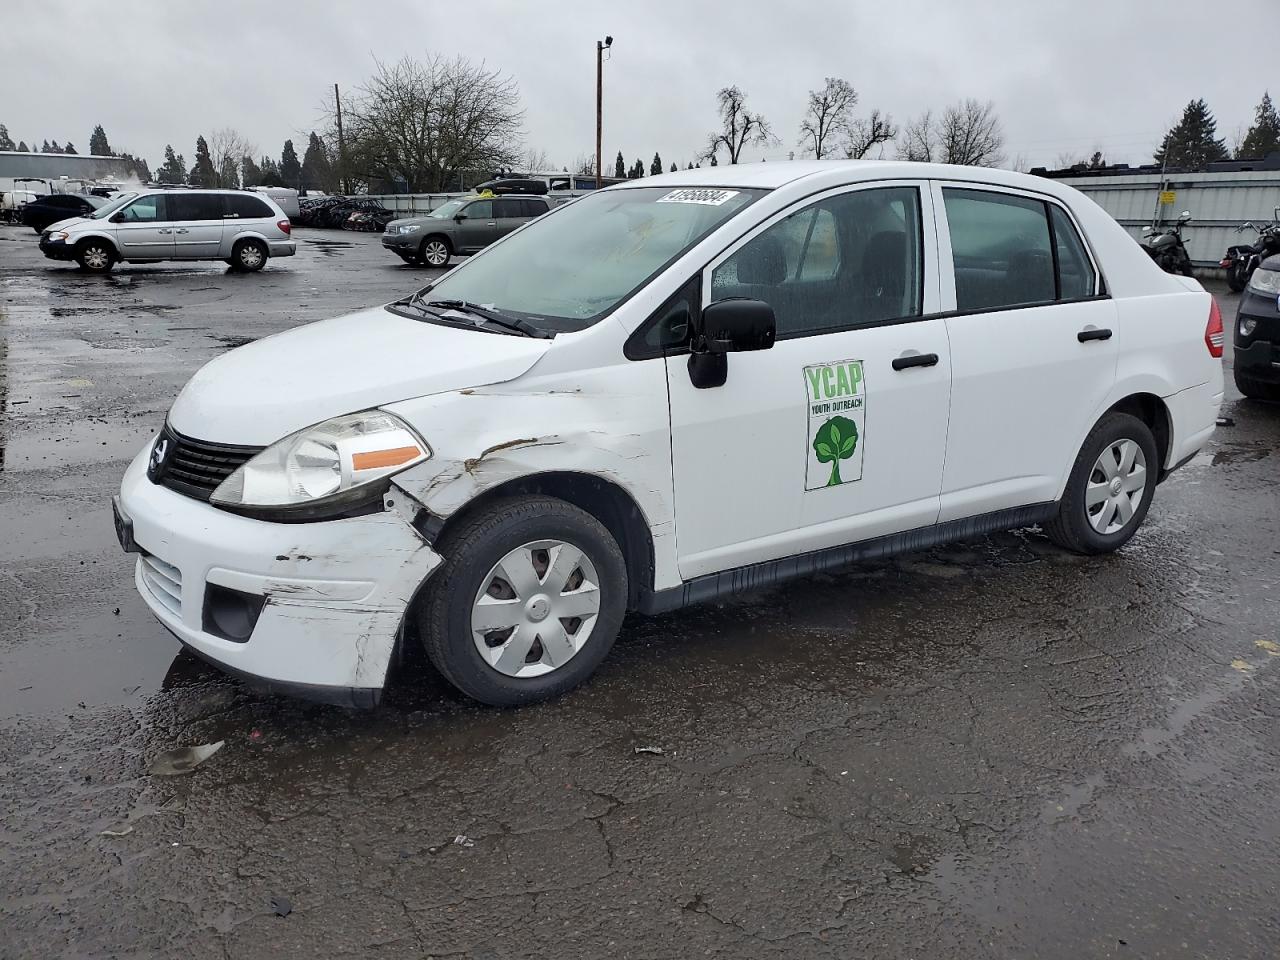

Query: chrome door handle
[
  {"left": 486, "top": 221, "right": 496, "bottom": 225},
  {"left": 175, "top": 228, "right": 189, "bottom": 234},
  {"left": 157, "top": 228, "right": 170, "bottom": 234}
]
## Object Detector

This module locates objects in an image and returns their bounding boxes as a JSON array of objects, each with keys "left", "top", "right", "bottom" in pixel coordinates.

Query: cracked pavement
[{"left": 1, "top": 226, "right": 1278, "bottom": 958}]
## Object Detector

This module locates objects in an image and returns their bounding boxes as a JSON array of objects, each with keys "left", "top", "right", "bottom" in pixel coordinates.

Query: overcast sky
[{"left": 2, "top": 0, "right": 1275, "bottom": 173}]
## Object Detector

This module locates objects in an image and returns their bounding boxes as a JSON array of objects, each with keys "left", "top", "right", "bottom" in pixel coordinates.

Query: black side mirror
[
  {"left": 110, "top": 212, "right": 125, "bottom": 223},
  {"left": 454, "top": 213, "right": 466, "bottom": 222},
  {"left": 687, "top": 297, "right": 776, "bottom": 389}
]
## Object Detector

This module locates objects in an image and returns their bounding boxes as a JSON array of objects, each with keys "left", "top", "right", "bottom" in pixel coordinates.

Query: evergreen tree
[
  {"left": 686, "top": 162, "right": 694, "bottom": 169},
  {"left": 119, "top": 153, "right": 151, "bottom": 182},
  {"left": 669, "top": 162, "right": 677, "bottom": 172},
  {"left": 63, "top": 142, "right": 77, "bottom": 155},
  {"left": 0, "top": 125, "right": 13, "bottom": 150},
  {"left": 1154, "top": 99, "right": 1229, "bottom": 171},
  {"left": 300, "top": 132, "right": 333, "bottom": 191},
  {"left": 89, "top": 124, "right": 111, "bottom": 156},
  {"left": 240, "top": 155, "right": 263, "bottom": 188},
  {"left": 1238, "top": 91, "right": 1280, "bottom": 160},
  {"left": 17, "top": 140, "right": 28, "bottom": 152},
  {"left": 189, "top": 135, "right": 216, "bottom": 186},
  {"left": 1088, "top": 151, "right": 1105, "bottom": 169},
  {"left": 709, "top": 154, "right": 718, "bottom": 167},
  {"left": 613, "top": 151, "right": 626, "bottom": 179},
  {"left": 259, "top": 156, "right": 283, "bottom": 186},
  {"left": 40, "top": 140, "right": 54, "bottom": 153},
  {"left": 279, "top": 139, "right": 302, "bottom": 187},
  {"left": 158, "top": 144, "right": 187, "bottom": 184},
  {"left": 650, "top": 152, "right": 663, "bottom": 175}
]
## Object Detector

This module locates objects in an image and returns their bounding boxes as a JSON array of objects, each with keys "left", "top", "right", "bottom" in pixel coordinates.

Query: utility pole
[
  {"left": 595, "top": 36, "right": 612, "bottom": 190},
  {"left": 334, "top": 82, "right": 346, "bottom": 196}
]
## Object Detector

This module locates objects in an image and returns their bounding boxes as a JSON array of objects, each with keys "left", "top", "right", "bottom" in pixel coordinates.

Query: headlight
[
  {"left": 396, "top": 224, "right": 421, "bottom": 234},
  {"left": 1248, "top": 268, "right": 1280, "bottom": 295},
  {"left": 211, "top": 411, "right": 430, "bottom": 516},
  {"left": 49, "top": 231, "right": 69, "bottom": 241}
]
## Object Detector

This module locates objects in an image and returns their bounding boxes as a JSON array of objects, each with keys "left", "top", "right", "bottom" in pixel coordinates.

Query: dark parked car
[
  {"left": 1233, "top": 252, "right": 1280, "bottom": 401},
  {"left": 22, "top": 194, "right": 103, "bottom": 232}
]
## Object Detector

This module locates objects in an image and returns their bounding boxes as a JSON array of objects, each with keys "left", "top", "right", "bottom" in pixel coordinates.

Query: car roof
[{"left": 607, "top": 159, "right": 1076, "bottom": 199}]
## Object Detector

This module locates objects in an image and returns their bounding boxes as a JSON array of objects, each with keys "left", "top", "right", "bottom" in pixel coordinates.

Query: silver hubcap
[
  {"left": 240, "top": 245, "right": 263, "bottom": 267},
  {"left": 471, "top": 540, "right": 601, "bottom": 678},
  {"left": 83, "top": 246, "right": 108, "bottom": 269},
  {"left": 1086, "top": 439, "right": 1147, "bottom": 534},
  {"left": 424, "top": 241, "right": 448, "bottom": 266}
]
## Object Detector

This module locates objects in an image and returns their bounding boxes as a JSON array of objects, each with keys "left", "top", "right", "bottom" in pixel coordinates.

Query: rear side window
[
  {"left": 170, "top": 194, "right": 226, "bottom": 221},
  {"left": 944, "top": 188, "right": 1097, "bottom": 311},
  {"left": 494, "top": 199, "right": 523, "bottom": 218},
  {"left": 1050, "top": 205, "right": 1097, "bottom": 299},
  {"left": 225, "top": 194, "right": 274, "bottom": 219},
  {"left": 520, "top": 198, "right": 547, "bottom": 217}
]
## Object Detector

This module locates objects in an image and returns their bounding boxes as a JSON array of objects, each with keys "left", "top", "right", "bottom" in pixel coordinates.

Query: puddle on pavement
[{"left": 207, "top": 334, "right": 256, "bottom": 349}]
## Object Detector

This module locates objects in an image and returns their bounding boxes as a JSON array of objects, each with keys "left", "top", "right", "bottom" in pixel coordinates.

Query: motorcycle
[
  {"left": 1141, "top": 210, "right": 1194, "bottom": 276},
  {"left": 1220, "top": 207, "right": 1280, "bottom": 293}
]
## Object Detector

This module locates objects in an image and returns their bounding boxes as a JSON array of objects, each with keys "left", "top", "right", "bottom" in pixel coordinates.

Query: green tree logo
[{"left": 813, "top": 415, "right": 858, "bottom": 486}]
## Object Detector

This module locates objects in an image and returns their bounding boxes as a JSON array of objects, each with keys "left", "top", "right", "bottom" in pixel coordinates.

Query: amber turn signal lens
[{"left": 352, "top": 445, "right": 422, "bottom": 471}]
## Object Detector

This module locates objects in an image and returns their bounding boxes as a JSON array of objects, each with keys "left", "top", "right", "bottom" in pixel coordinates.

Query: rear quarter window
[{"left": 225, "top": 195, "right": 275, "bottom": 219}]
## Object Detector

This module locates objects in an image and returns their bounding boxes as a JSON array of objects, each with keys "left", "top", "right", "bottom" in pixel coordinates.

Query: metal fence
[
  {"left": 1055, "top": 170, "right": 1280, "bottom": 268},
  {"left": 365, "top": 191, "right": 590, "bottom": 215}
]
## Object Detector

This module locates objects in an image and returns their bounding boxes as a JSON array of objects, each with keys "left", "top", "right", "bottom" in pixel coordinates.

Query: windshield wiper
[{"left": 425, "top": 299, "right": 552, "bottom": 339}]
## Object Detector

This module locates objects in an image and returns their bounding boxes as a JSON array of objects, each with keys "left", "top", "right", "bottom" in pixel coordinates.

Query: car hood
[
  {"left": 45, "top": 215, "right": 91, "bottom": 233},
  {"left": 167, "top": 305, "right": 552, "bottom": 445}
]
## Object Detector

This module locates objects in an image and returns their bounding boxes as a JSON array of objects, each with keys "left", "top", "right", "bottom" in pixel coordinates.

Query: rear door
[
  {"left": 934, "top": 182, "right": 1116, "bottom": 520},
  {"left": 492, "top": 198, "right": 527, "bottom": 239},
  {"left": 168, "top": 193, "right": 226, "bottom": 259},
  {"left": 113, "top": 194, "right": 172, "bottom": 259},
  {"left": 224, "top": 193, "right": 279, "bottom": 255}
]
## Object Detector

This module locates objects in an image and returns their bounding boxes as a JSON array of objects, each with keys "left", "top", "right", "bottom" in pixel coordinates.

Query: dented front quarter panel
[{"left": 384, "top": 354, "right": 681, "bottom": 592}]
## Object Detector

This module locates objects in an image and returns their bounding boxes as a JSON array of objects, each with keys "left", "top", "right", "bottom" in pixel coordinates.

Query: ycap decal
[{"left": 804, "top": 360, "right": 865, "bottom": 489}]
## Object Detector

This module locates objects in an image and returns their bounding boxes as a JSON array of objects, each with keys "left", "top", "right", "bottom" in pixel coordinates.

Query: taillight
[
  {"left": 1205, "top": 298, "right": 1224, "bottom": 358},
  {"left": 277, "top": 219, "right": 291, "bottom": 235},
  {"left": 1219, "top": 258, "right": 1232, "bottom": 269}
]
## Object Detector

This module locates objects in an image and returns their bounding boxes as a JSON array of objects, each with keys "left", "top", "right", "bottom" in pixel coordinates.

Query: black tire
[
  {"left": 419, "top": 495, "right": 627, "bottom": 707},
  {"left": 232, "top": 239, "right": 268, "bottom": 272},
  {"left": 1234, "top": 367, "right": 1280, "bottom": 401},
  {"left": 1227, "top": 262, "right": 1248, "bottom": 293},
  {"left": 1044, "top": 412, "right": 1158, "bottom": 555},
  {"left": 74, "top": 238, "right": 115, "bottom": 274},
  {"left": 419, "top": 235, "right": 452, "bottom": 268}
]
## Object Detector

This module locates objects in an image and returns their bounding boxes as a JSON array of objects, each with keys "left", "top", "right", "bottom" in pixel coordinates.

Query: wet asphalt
[{"left": 1, "top": 224, "right": 1278, "bottom": 959}]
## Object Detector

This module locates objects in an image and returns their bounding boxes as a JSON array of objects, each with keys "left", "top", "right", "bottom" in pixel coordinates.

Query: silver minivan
[{"left": 38, "top": 189, "right": 297, "bottom": 273}]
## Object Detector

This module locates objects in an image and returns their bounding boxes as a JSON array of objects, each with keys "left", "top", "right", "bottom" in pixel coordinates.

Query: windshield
[
  {"left": 427, "top": 199, "right": 467, "bottom": 219},
  {"left": 416, "top": 186, "right": 765, "bottom": 332},
  {"left": 88, "top": 192, "right": 138, "bottom": 219}
]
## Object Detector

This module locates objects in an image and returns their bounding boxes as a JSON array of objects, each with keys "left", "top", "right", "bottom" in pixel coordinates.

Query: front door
[
  {"left": 456, "top": 199, "right": 497, "bottom": 252},
  {"left": 933, "top": 183, "right": 1117, "bottom": 521},
  {"left": 665, "top": 182, "right": 953, "bottom": 580},
  {"left": 167, "top": 192, "right": 226, "bottom": 259},
  {"left": 113, "top": 194, "right": 172, "bottom": 260}
]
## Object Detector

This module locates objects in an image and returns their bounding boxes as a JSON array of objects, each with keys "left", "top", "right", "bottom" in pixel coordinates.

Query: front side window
[
  {"left": 89, "top": 192, "right": 137, "bottom": 219},
  {"left": 415, "top": 186, "right": 764, "bottom": 332},
  {"left": 944, "top": 188, "right": 1096, "bottom": 311},
  {"left": 710, "top": 186, "right": 923, "bottom": 339},
  {"left": 463, "top": 200, "right": 493, "bottom": 220},
  {"left": 119, "top": 194, "right": 165, "bottom": 223}
]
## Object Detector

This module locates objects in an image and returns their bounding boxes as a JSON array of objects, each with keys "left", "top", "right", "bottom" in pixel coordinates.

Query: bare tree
[
  {"left": 705, "top": 85, "right": 777, "bottom": 164},
  {"left": 329, "top": 54, "right": 525, "bottom": 192},
  {"left": 897, "top": 110, "right": 937, "bottom": 162},
  {"left": 896, "top": 100, "right": 1005, "bottom": 167},
  {"left": 844, "top": 109, "right": 898, "bottom": 159},
  {"left": 799, "top": 77, "right": 858, "bottom": 159},
  {"left": 1055, "top": 150, "right": 1086, "bottom": 170},
  {"left": 207, "top": 128, "right": 256, "bottom": 188},
  {"left": 523, "top": 147, "right": 551, "bottom": 172},
  {"left": 570, "top": 153, "right": 596, "bottom": 176}
]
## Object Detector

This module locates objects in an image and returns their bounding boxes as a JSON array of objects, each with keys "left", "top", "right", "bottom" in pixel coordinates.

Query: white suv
[
  {"left": 113, "top": 162, "right": 1224, "bottom": 707},
  {"left": 39, "top": 188, "right": 296, "bottom": 273}
]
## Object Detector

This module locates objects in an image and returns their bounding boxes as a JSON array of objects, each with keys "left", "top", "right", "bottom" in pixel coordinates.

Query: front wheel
[
  {"left": 75, "top": 239, "right": 115, "bottom": 273},
  {"left": 419, "top": 236, "right": 452, "bottom": 268},
  {"left": 419, "top": 496, "right": 627, "bottom": 706},
  {"left": 1044, "top": 412, "right": 1158, "bottom": 555}
]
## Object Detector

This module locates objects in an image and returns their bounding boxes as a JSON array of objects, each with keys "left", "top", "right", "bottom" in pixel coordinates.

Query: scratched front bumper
[{"left": 118, "top": 442, "right": 442, "bottom": 702}]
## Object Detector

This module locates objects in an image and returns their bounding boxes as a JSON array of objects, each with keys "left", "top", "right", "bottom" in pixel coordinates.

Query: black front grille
[{"left": 151, "top": 424, "right": 264, "bottom": 502}]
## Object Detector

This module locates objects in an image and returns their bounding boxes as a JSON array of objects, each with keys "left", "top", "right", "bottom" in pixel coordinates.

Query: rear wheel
[
  {"left": 75, "top": 239, "right": 115, "bottom": 273},
  {"left": 1234, "top": 367, "right": 1280, "bottom": 401},
  {"left": 1227, "top": 261, "right": 1249, "bottom": 293},
  {"left": 232, "top": 239, "right": 267, "bottom": 272},
  {"left": 1045, "top": 412, "right": 1158, "bottom": 555},
  {"left": 420, "top": 236, "right": 451, "bottom": 268},
  {"left": 419, "top": 495, "right": 627, "bottom": 706}
]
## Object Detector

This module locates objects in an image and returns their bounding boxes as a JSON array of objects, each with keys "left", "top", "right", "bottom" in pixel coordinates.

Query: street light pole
[{"left": 595, "top": 36, "right": 612, "bottom": 190}]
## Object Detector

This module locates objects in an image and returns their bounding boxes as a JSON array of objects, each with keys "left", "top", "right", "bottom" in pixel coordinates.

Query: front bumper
[
  {"left": 39, "top": 235, "right": 75, "bottom": 261},
  {"left": 1234, "top": 288, "right": 1280, "bottom": 381},
  {"left": 117, "top": 444, "right": 441, "bottom": 705},
  {"left": 382, "top": 232, "right": 420, "bottom": 252},
  {"left": 268, "top": 239, "right": 296, "bottom": 258}
]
